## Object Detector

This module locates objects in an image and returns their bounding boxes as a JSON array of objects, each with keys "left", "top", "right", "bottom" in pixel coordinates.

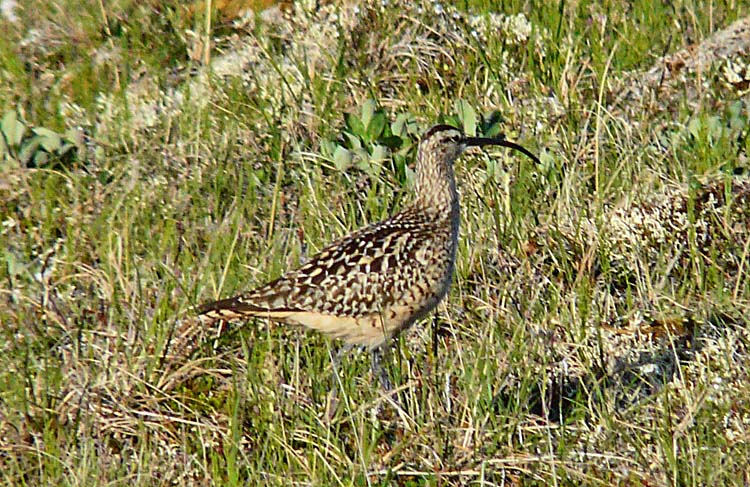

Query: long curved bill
[{"left": 463, "top": 136, "right": 541, "bottom": 165}]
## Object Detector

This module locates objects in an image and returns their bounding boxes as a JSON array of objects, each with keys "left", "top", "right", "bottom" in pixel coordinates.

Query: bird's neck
[{"left": 413, "top": 155, "right": 459, "bottom": 223}]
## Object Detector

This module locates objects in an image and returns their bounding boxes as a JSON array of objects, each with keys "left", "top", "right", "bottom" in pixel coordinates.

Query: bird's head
[{"left": 418, "top": 124, "right": 541, "bottom": 167}]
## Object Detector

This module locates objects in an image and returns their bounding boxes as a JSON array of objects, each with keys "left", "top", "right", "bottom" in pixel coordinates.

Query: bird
[{"left": 197, "top": 123, "right": 540, "bottom": 389}]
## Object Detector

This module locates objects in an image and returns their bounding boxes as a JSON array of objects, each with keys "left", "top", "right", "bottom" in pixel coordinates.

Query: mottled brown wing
[{"left": 200, "top": 209, "right": 447, "bottom": 319}]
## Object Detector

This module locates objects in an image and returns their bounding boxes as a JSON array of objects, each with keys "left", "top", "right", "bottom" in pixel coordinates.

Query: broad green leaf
[
  {"left": 482, "top": 111, "right": 503, "bottom": 137},
  {"left": 391, "top": 113, "right": 418, "bottom": 138},
  {"left": 344, "top": 112, "right": 365, "bottom": 138},
  {"left": 33, "top": 127, "right": 62, "bottom": 152},
  {"left": 2, "top": 111, "right": 25, "bottom": 147},
  {"left": 361, "top": 99, "right": 377, "bottom": 130},
  {"left": 483, "top": 123, "right": 502, "bottom": 137},
  {"left": 367, "top": 111, "right": 386, "bottom": 142},
  {"left": 343, "top": 131, "right": 362, "bottom": 150},
  {"left": 333, "top": 145, "right": 352, "bottom": 171},
  {"left": 320, "top": 139, "right": 337, "bottom": 158},
  {"left": 18, "top": 137, "right": 42, "bottom": 165},
  {"left": 454, "top": 99, "right": 477, "bottom": 136},
  {"left": 391, "top": 115, "right": 407, "bottom": 137},
  {"left": 444, "top": 115, "right": 462, "bottom": 131},
  {"left": 380, "top": 135, "right": 403, "bottom": 149}
]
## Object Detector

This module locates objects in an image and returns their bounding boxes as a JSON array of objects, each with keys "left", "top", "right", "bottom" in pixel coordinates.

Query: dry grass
[{"left": 1, "top": 0, "right": 749, "bottom": 485}]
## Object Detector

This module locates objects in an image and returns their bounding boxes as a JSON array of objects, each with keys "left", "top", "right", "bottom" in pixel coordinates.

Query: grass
[{"left": 2, "top": 0, "right": 750, "bottom": 485}]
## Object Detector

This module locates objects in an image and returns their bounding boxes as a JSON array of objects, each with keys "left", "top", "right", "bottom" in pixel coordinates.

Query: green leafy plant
[
  {"left": 0, "top": 110, "right": 81, "bottom": 168},
  {"left": 320, "top": 99, "right": 420, "bottom": 182},
  {"left": 443, "top": 99, "right": 505, "bottom": 138}
]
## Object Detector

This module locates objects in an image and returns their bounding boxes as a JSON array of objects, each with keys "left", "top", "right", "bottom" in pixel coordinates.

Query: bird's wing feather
[{"left": 201, "top": 210, "right": 445, "bottom": 318}]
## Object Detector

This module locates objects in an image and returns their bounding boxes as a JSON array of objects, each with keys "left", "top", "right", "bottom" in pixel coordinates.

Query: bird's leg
[
  {"left": 431, "top": 309, "right": 439, "bottom": 385},
  {"left": 370, "top": 346, "right": 393, "bottom": 391},
  {"left": 432, "top": 310, "right": 439, "bottom": 358}
]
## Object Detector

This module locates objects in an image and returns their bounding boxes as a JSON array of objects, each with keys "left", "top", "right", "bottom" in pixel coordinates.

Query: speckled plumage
[{"left": 198, "top": 124, "right": 538, "bottom": 349}]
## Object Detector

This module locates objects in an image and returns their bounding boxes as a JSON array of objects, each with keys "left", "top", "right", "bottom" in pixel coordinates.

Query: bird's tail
[{"left": 197, "top": 294, "right": 297, "bottom": 323}]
